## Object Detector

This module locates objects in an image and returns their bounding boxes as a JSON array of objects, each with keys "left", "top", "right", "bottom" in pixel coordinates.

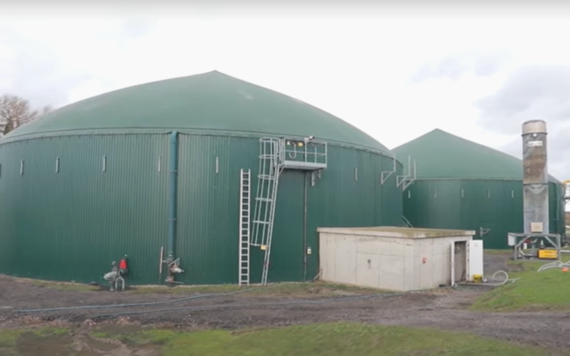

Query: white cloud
[{"left": 0, "top": 2, "right": 569, "bottom": 185}]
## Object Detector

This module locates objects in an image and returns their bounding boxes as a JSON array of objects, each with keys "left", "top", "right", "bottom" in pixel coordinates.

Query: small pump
[
  {"left": 103, "top": 254, "right": 129, "bottom": 292},
  {"left": 165, "top": 258, "right": 184, "bottom": 283}
]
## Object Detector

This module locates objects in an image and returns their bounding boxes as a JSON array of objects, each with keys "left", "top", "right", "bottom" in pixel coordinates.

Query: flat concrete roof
[{"left": 317, "top": 226, "right": 476, "bottom": 239}]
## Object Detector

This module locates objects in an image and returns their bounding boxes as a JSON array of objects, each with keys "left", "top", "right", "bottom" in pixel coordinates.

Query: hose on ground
[
  {"left": 486, "top": 270, "right": 519, "bottom": 286},
  {"left": 90, "top": 290, "right": 418, "bottom": 320},
  {"left": 14, "top": 285, "right": 454, "bottom": 317},
  {"left": 537, "top": 259, "right": 570, "bottom": 272},
  {"left": 14, "top": 289, "right": 250, "bottom": 313}
]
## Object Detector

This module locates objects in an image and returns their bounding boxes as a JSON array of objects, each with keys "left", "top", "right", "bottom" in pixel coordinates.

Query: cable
[
  {"left": 14, "top": 289, "right": 249, "bottom": 314},
  {"left": 16, "top": 286, "right": 451, "bottom": 319},
  {"left": 90, "top": 291, "right": 416, "bottom": 320}
]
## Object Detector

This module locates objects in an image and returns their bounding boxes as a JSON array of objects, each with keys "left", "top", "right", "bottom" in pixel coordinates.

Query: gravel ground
[{"left": 1, "top": 252, "right": 569, "bottom": 353}]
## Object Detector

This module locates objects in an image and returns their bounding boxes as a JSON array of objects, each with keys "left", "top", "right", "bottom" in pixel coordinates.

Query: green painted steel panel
[
  {"left": 5, "top": 71, "right": 389, "bottom": 154},
  {"left": 395, "top": 129, "right": 565, "bottom": 249},
  {"left": 393, "top": 129, "right": 561, "bottom": 183},
  {"left": 0, "top": 134, "right": 169, "bottom": 284},
  {"left": 174, "top": 135, "right": 402, "bottom": 285},
  {"left": 305, "top": 147, "right": 403, "bottom": 280},
  {"left": 404, "top": 179, "right": 566, "bottom": 249},
  {"left": 0, "top": 133, "right": 402, "bottom": 285}
]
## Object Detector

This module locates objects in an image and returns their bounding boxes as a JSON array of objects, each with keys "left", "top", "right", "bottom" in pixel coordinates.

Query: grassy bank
[
  {"left": 0, "top": 323, "right": 554, "bottom": 356},
  {"left": 472, "top": 259, "right": 570, "bottom": 312}
]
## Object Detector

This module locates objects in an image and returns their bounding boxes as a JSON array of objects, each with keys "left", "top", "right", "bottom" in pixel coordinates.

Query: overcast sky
[{"left": 1, "top": 1, "right": 569, "bottom": 188}]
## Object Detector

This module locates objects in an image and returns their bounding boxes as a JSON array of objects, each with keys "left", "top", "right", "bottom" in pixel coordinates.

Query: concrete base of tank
[{"left": 317, "top": 226, "right": 477, "bottom": 292}]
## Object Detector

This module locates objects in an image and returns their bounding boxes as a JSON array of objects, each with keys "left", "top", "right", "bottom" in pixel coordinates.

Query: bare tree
[{"left": 0, "top": 94, "right": 53, "bottom": 135}]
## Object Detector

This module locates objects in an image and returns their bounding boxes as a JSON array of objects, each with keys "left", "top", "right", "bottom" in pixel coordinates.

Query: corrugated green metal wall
[
  {"left": 0, "top": 135, "right": 169, "bottom": 283},
  {"left": 0, "top": 133, "right": 402, "bottom": 285},
  {"left": 404, "top": 179, "right": 566, "bottom": 249}
]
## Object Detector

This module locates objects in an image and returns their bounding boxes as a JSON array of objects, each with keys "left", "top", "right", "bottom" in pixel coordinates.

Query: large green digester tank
[
  {"left": 0, "top": 71, "right": 403, "bottom": 284},
  {"left": 392, "top": 129, "right": 565, "bottom": 249}
]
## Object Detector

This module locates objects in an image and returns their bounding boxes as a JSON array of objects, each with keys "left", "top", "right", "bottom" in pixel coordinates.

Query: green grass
[
  {"left": 1, "top": 322, "right": 560, "bottom": 355},
  {"left": 483, "top": 249, "right": 513, "bottom": 255},
  {"left": 472, "top": 259, "right": 570, "bottom": 312},
  {"left": 0, "top": 327, "right": 70, "bottom": 356},
  {"left": 0, "top": 329, "right": 24, "bottom": 350},
  {"left": 89, "top": 322, "right": 551, "bottom": 356}
]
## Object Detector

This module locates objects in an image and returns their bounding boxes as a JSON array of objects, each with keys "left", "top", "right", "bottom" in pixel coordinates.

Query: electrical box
[
  {"left": 507, "top": 234, "right": 516, "bottom": 247},
  {"left": 530, "top": 222, "right": 544, "bottom": 233},
  {"left": 467, "top": 240, "right": 484, "bottom": 282},
  {"left": 538, "top": 249, "right": 558, "bottom": 259}
]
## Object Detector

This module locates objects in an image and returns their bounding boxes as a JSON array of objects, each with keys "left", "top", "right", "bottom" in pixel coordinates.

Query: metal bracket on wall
[
  {"left": 479, "top": 227, "right": 491, "bottom": 237},
  {"left": 380, "top": 157, "right": 396, "bottom": 185},
  {"left": 310, "top": 170, "right": 323, "bottom": 187},
  {"left": 396, "top": 155, "right": 417, "bottom": 191}
]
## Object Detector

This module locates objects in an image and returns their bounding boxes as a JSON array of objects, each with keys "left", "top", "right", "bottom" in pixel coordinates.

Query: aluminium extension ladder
[{"left": 238, "top": 169, "right": 251, "bottom": 286}]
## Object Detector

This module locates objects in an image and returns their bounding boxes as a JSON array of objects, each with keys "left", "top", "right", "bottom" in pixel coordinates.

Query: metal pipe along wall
[{"left": 168, "top": 131, "right": 179, "bottom": 261}]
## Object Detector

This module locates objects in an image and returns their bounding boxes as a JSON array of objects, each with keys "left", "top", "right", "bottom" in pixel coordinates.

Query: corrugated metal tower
[
  {"left": 0, "top": 71, "right": 404, "bottom": 285},
  {"left": 522, "top": 120, "right": 549, "bottom": 234}
]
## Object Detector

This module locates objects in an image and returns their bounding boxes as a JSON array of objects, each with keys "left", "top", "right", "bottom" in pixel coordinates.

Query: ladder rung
[{"left": 255, "top": 197, "right": 273, "bottom": 202}]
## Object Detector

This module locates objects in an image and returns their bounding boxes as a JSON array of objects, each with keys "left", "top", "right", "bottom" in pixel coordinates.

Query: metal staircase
[
  {"left": 238, "top": 169, "right": 251, "bottom": 286},
  {"left": 248, "top": 136, "right": 327, "bottom": 286},
  {"left": 402, "top": 216, "right": 413, "bottom": 228},
  {"left": 251, "top": 138, "right": 284, "bottom": 285}
]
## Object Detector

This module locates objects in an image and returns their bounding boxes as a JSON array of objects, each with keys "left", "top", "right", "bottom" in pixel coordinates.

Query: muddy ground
[{"left": 1, "top": 253, "right": 569, "bottom": 354}]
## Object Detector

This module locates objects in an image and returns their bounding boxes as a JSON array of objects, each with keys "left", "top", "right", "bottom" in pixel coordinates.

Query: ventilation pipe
[{"left": 522, "top": 120, "right": 549, "bottom": 234}]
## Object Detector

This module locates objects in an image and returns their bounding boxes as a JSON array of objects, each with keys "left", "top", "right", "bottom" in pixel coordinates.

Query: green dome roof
[
  {"left": 392, "top": 129, "right": 561, "bottom": 183},
  {"left": 3, "top": 71, "right": 389, "bottom": 153}
]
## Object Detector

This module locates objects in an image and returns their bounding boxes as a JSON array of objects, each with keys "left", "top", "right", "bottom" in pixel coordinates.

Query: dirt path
[{"left": 1, "top": 254, "right": 569, "bottom": 353}]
